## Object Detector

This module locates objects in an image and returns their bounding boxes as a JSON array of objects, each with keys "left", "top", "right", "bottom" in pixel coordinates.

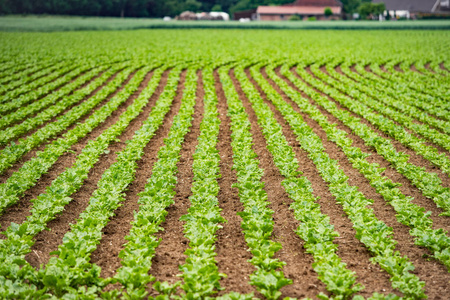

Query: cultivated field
[{"left": 0, "top": 30, "right": 449, "bottom": 299}]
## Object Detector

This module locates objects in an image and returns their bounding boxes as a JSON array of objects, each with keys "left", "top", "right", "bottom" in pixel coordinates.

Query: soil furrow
[
  {"left": 23, "top": 69, "right": 148, "bottom": 268},
  {"left": 267, "top": 67, "right": 450, "bottom": 299},
  {"left": 90, "top": 68, "right": 184, "bottom": 279},
  {"left": 277, "top": 67, "right": 450, "bottom": 235},
  {"left": 302, "top": 66, "right": 450, "bottom": 190},
  {"left": 0, "top": 69, "right": 123, "bottom": 185},
  {"left": 424, "top": 62, "right": 436, "bottom": 74},
  {"left": 330, "top": 65, "right": 450, "bottom": 156},
  {"left": 410, "top": 64, "right": 423, "bottom": 74},
  {"left": 244, "top": 67, "right": 395, "bottom": 298},
  {"left": 213, "top": 69, "right": 255, "bottom": 296},
  {"left": 3, "top": 68, "right": 108, "bottom": 138},
  {"left": 0, "top": 70, "right": 129, "bottom": 232},
  {"left": 148, "top": 70, "right": 203, "bottom": 293}
]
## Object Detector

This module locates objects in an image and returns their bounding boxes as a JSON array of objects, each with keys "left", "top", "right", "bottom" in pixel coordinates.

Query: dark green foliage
[{"left": 0, "top": 0, "right": 292, "bottom": 17}]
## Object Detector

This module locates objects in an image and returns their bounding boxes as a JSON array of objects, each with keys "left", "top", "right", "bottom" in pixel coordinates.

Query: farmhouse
[
  {"left": 372, "top": 0, "right": 450, "bottom": 19},
  {"left": 256, "top": 0, "right": 343, "bottom": 21}
]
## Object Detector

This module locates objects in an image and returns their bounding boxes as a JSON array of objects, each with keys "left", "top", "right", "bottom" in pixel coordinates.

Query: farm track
[{"left": 0, "top": 56, "right": 449, "bottom": 299}]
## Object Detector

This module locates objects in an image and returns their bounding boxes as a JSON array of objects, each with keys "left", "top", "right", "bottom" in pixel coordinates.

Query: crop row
[
  {"left": 0, "top": 63, "right": 134, "bottom": 176},
  {"left": 219, "top": 64, "right": 291, "bottom": 299},
  {"left": 0, "top": 65, "right": 108, "bottom": 136},
  {"left": 266, "top": 64, "right": 450, "bottom": 271},
  {"left": 329, "top": 63, "right": 450, "bottom": 144},
  {"left": 0, "top": 63, "right": 93, "bottom": 115},
  {"left": 0, "top": 62, "right": 135, "bottom": 213},
  {"left": 354, "top": 63, "right": 450, "bottom": 120},
  {"left": 244, "top": 63, "right": 428, "bottom": 298},
  {"left": 294, "top": 64, "right": 450, "bottom": 216}
]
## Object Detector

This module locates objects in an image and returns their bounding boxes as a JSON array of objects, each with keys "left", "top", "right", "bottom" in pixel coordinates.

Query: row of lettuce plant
[
  {"left": 235, "top": 63, "right": 365, "bottom": 299},
  {"left": 0, "top": 63, "right": 134, "bottom": 176},
  {"left": 0, "top": 63, "right": 92, "bottom": 115},
  {"left": 247, "top": 63, "right": 426, "bottom": 299},
  {"left": 266, "top": 64, "right": 450, "bottom": 271},
  {"left": 378, "top": 62, "right": 448, "bottom": 105},
  {"left": 0, "top": 60, "right": 60, "bottom": 90},
  {"left": 400, "top": 60, "right": 450, "bottom": 87},
  {"left": 0, "top": 65, "right": 109, "bottom": 133},
  {"left": 0, "top": 65, "right": 163, "bottom": 299},
  {"left": 354, "top": 63, "right": 450, "bottom": 122},
  {"left": 35, "top": 66, "right": 189, "bottom": 299},
  {"left": 0, "top": 64, "right": 165, "bottom": 296},
  {"left": 398, "top": 60, "right": 450, "bottom": 85},
  {"left": 0, "top": 63, "right": 84, "bottom": 108},
  {"left": 0, "top": 61, "right": 28, "bottom": 78},
  {"left": 312, "top": 63, "right": 450, "bottom": 158},
  {"left": 111, "top": 66, "right": 201, "bottom": 299},
  {"left": 428, "top": 61, "right": 449, "bottom": 76},
  {"left": 0, "top": 66, "right": 114, "bottom": 144},
  {"left": 334, "top": 63, "right": 450, "bottom": 137},
  {"left": 383, "top": 61, "right": 449, "bottom": 101},
  {"left": 371, "top": 62, "right": 450, "bottom": 112},
  {"left": 219, "top": 63, "right": 292, "bottom": 300},
  {"left": 0, "top": 64, "right": 138, "bottom": 213},
  {"left": 289, "top": 64, "right": 450, "bottom": 216},
  {"left": 176, "top": 67, "right": 226, "bottom": 298},
  {"left": 0, "top": 61, "right": 66, "bottom": 96}
]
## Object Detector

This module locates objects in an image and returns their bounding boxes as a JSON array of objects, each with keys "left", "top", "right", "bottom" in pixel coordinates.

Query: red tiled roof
[
  {"left": 257, "top": 5, "right": 341, "bottom": 15},
  {"left": 282, "top": 0, "right": 342, "bottom": 7}
]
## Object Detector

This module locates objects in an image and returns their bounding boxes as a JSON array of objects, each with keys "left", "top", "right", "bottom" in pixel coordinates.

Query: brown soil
[
  {"left": 439, "top": 62, "right": 449, "bottom": 72},
  {"left": 270, "top": 66, "right": 450, "bottom": 299},
  {"left": 0, "top": 69, "right": 122, "bottom": 183},
  {"left": 410, "top": 64, "right": 423, "bottom": 74},
  {"left": 332, "top": 65, "right": 450, "bottom": 155},
  {"left": 394, "top": 64, "right": 404, "bottom": 73},
  {"left": 90, "top": 68, "right": 179, "bottom": 279},
  {"left": 306, "top": 65, "right": 450, "bottom": 191},
  {"left": 280, "top": 66, "right": 450, "bottom": 233},
  {"left": 380, "top": 65, "right": 391, "bottom": 74},
  {"left": 0, "top": 69, "right": 129, "bottom": 234},
  {"left": 24, "top": 69, "right": 153, "bottom": 268},
  {"left": 214, "top": 69, "right": 257, "bottom": 296},
  {"left": 424, "top": 62, "right": 436, "bottom": 74},
  {"left": 147, "top": 70, "right": 203, "bottom": 296},
  {"left": 1, "top": 68, "right": 109, "bottom": 147},
  {"left": 251, "top": 67, "right": 396, "bottom": 298}
]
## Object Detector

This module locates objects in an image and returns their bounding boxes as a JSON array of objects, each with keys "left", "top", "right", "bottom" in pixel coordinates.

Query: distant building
[
  {"left": 372, "top": 0, "right": 450, "bottom": 19},
  {"left": 233, "top": 9, "right": 257, "bottom": 21},
  {"left": 256, "top": 0, "right": 342, "bottom": 21}
]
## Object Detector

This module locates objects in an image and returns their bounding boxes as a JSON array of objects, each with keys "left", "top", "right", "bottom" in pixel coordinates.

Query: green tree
[
  {"left": 211, "top": 4, "right": 222, "bottom": 11},
  {"left": 324, "top": 7, "right": 332, "bottom": 17},
  {"left": 340, "top": 0, "right": 361, "bottom": 14}
]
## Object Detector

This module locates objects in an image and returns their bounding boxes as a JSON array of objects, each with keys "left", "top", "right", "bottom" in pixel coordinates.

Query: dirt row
[{"left": 0, "top": 65, "right": 448, "bottom": 299}]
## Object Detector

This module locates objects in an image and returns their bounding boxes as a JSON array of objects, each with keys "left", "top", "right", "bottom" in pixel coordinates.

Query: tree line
[{"left": 0, "top": 0, "right": 382, "bottom": 18}]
